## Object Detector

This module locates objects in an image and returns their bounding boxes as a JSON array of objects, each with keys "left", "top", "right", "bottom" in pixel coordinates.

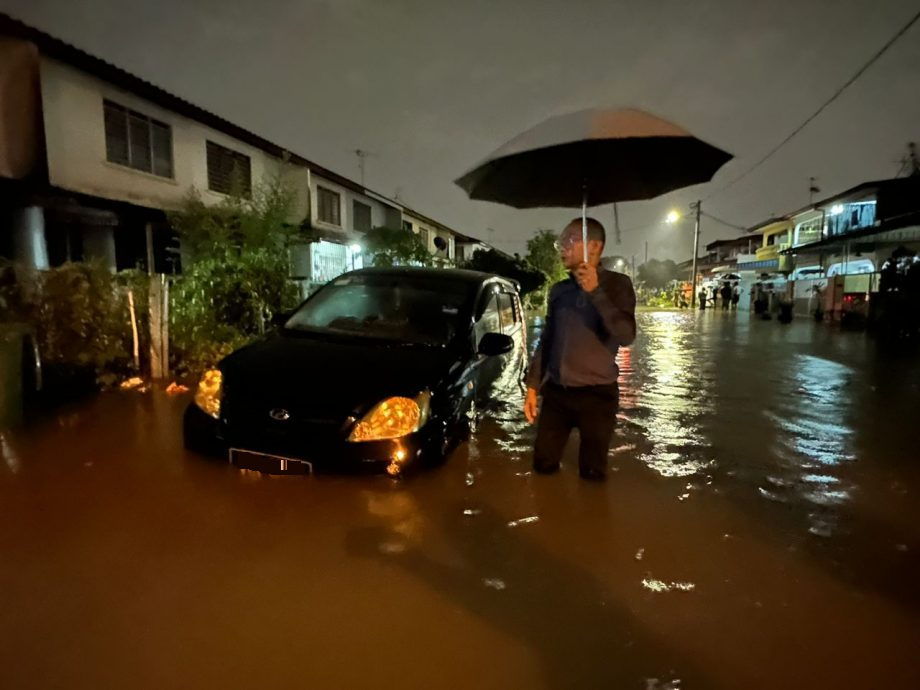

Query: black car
[{"left": 183, "top": 267, "right": 526, "bottom": 476}]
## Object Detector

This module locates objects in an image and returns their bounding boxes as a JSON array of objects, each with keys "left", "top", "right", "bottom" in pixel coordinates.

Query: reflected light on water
[{"left": 621, "top": 311, "right": 714, "bottom": 478}]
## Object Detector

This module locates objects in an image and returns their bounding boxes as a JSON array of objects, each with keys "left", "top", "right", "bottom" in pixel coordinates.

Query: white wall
[
  {"left": 404, "top": 212, "right": 456, "bottom": 260},
  {"left": 310, "top": 174, "right": 391, "bottom": 239},
  {"left": 39, "top": 57, "right": 310, "bottom": 217}
]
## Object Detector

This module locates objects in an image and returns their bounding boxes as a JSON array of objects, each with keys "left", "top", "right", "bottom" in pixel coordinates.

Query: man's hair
[{"left": 564, "top": 217, "right": 606, "bottom": 245}]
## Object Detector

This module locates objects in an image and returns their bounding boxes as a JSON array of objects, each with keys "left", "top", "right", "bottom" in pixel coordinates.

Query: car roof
[{"left": 341, "top": 266, "right": 517, "bottom": 289}]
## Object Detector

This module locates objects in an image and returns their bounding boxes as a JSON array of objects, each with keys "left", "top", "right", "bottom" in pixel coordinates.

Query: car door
[{"left": 472, "top": 287, "right": 504, "bottom": 406}]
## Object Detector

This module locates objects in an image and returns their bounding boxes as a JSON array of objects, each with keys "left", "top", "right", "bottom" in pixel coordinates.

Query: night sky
[{"left": 3, "top": 0, "right": 919, "bottom": 260}]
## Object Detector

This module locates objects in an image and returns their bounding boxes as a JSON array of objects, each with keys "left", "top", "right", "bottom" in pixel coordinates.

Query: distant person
[
  {"left": 720, "top": 284, "right": 732, "bottom": 311},
  {"left": 711, "top": 286, "right": 719, "bottom": 309},
  {"left": 732, "top": 284, "right": 741, "bottom": 310},
  {"left": 523, "top": 218, "right": 636, "bottom": 481},
  {"left": 699, "top": 289, "right": 707, "bottom": 310}
]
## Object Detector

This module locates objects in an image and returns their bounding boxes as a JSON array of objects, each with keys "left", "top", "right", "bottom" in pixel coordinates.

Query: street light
[
  {"left": 665, "top": 204, "right": 702, "bottom": 307},
  {"left": 349, "top": 243, "right": 362, "bottom": 270}
]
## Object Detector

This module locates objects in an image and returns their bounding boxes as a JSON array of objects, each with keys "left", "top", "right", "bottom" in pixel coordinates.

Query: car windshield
[{"left": 284, "top": 273, "right": 475, "bottom": 345}]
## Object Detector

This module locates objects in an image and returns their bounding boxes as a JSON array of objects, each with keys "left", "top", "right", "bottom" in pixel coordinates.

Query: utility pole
[
  {"left": 644, "top": 240, "right": 648, "bottom": 265},
  {"left": 690, "top": 201, "right": 702, "bottom": 309}
]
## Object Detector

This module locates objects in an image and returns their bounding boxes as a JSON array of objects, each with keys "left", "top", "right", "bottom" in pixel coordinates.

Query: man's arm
[{"left": 589, "top": 274, "right": 637, "bottom": 346}]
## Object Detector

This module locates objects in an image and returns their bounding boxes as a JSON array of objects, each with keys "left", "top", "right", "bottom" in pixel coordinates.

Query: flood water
[{"left": 1, "top": 310, "right": 919, "bottom": 689}]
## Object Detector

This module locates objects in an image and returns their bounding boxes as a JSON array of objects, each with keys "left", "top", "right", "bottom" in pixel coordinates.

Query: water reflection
[
  {"left": 499, "top": 312, "right": 869, "bottom": 536},
  {"left": 619, "top": 311, "right": 715, "bottom": 479}
]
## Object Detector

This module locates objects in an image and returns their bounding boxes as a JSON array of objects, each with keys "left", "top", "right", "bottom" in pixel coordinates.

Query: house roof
[{"left": 0, "top": 11, "right": 485, "bottom": 244}]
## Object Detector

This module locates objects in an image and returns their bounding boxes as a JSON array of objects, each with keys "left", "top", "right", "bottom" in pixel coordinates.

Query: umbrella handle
[{"left": 582, "top": 186, "right": 588, "bottom": 264}]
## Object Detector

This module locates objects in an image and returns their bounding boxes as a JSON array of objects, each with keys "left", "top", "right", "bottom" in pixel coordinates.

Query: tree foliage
[
  {"left": 637, "top": 259, "right": 681, "bottom": 290},
  {"left": 168, "top": 180, "right": 301, "bottom": 375},
  {"left": 461, "top": 249, "right": 545, "bottom": 296},
  {"left": 524, "top": 229, "right": 567, "bottom": 309},
  {"left": 362, "top": 226, "right": 433, "bottom": 267},
  {"left": 0, "top": 260, "right": 148, "bottom": 386}
]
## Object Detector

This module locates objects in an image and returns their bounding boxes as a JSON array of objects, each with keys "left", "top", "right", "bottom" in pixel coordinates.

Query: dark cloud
[{"left": 4, "top": 0, "right": 919, "bottom": 259}]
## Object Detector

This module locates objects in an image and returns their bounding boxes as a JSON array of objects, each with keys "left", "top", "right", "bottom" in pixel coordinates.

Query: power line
[
  {"left": 700, "top": 210, "right": 747, "bottom": 232},
  {"left": 706, "top": 7, "right": 920, "bottom": 202}
]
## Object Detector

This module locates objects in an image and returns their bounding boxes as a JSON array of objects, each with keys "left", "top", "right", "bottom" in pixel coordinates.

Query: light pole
[
  {"left": 666, "top": 202, "right": 702, "bottom": 308},
  {"left": 690, "top": 201, "right": 701, "bottom": 308}
]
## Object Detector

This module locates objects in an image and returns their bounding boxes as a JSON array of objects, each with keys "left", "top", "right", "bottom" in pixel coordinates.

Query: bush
[
  {"left": 169, "top": 249, "right": 298, "bottom": 376},
  {"left": 167, "top": 180, "right": 303, "bottom": 376},
  {"left": 0, "top": 260, "right": 148, "bottom": 386}
]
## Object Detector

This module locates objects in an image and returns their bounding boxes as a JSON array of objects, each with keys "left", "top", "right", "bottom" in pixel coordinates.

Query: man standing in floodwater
[{"left": 523, "top": 218, "right": 636, "bottom": 481}]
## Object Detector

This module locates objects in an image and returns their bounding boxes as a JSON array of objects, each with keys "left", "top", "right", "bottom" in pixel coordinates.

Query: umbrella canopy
[{"left": 455, "top": 108, "right": 732, "bottom": 209}]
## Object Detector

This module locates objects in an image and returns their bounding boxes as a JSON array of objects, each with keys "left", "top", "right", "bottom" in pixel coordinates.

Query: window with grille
[
  {"left": 104, "top": 100, "right": 173, "bottom": 177},
  {"left": 317, "top": 187, "right": 341, "bottom": 226},
  {"left": 353, "top": 201, "right": 372, "bottom": 232},
  {"left": 206, "top": 141, "right": 251, "bottom": 196},
  {"left": 418, "top": 227, "right": 430, "bottom": 250}
]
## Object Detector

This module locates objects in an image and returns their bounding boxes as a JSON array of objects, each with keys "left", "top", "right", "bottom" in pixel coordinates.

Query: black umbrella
[{"left": 455, "top": 108, "right": 732, "bottom": 261}]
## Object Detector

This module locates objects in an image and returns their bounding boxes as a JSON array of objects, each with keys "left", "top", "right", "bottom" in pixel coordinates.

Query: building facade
[{"left": 0, "top": 13, "right": 484, "bottom": 288}]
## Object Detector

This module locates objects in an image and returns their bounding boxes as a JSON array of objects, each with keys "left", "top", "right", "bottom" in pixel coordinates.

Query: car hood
[{"left": 220, "top": 331, "right": 460, "bottom": 419}]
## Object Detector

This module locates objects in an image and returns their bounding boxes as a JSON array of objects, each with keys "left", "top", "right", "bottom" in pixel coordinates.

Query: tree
[
  {"left": 167, "top": 179, "right": 301, "bottom": 374},
  {"left": 637, "top": 258, "right": 680, "bottom": 290},
  {"left": 462, "top": 249, "right": 545, "bottom": 296},
  {"left": 525, "top": 229, "right": 567, "bottom": 309},
  {"left": 363, "top": 226, "right": 433, "bottom": 267}
]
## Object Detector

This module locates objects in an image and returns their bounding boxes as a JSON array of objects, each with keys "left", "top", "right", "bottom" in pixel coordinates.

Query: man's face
[{"left": 557, "top": 228, "right": 584, "bottom": 269}]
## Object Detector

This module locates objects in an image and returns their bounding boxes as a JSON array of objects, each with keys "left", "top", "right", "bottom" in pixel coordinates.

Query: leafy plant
[
  {"left": 167, "top": 180, "right": 302, "bottom": 376},
  {"left": 0, "top": 260, "right": 147, "bottom": 385},
  {"left": 362, "top": 226, "right": 433, "bottom": 267},
  {"left": 461, "top": 249, "right": 545, "bottom": 296},
  {"left": 525, "top": 229, "right": 567, "bottom": 310}
]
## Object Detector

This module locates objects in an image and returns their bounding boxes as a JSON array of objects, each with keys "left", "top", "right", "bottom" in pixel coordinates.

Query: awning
[{"left": 737, "top": 258, "right": 779, "bottom": 271}]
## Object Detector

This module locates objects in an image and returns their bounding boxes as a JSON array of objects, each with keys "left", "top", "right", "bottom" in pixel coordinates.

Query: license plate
[{"left": 230, "top": 448, "right": 312, "bottom": 475}]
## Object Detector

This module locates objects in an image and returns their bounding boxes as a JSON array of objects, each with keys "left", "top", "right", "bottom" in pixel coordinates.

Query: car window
[
  {"left": 497, "top": 292, "right": 518, "bottom": 333},
  {"left": 475, "top": 293, "right": 502, "bottom": 346},
  {"left": 285, "top": 274, "right": 473, "bottom": 345}
]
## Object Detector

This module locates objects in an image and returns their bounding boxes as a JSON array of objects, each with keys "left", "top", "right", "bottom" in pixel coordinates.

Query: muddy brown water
[{"left": 1, "top": 310, "right": 918, "bottom": 689}]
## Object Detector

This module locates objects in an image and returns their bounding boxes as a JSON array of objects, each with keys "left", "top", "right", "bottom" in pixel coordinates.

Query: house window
[
  {"left": 402, "top": 220, "right": 413, "bottom": 232},
  {"left": 206, "top": 141, "right": 251, "bottom": 196},
  {"left": 418, "top": 227, "right": 430, "bottom": 250},
  {"left": 317, "top": 187, "right": 341, "bottom": 226},
  {"left": 353, "top": 201, "right": 372, "bottom": 232},
  {"left": 104, "top": 100, "right": 173, "bottom": 177}
]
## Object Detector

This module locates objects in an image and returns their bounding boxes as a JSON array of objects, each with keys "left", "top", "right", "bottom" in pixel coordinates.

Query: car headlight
[
  {"left": 194, "top": 369, "right": 223, "bottom": 419},
  {"left": 347, "top": 391, "right": 431, "bottom": 442}
]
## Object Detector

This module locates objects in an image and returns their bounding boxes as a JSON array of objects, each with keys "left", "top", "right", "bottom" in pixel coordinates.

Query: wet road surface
[{"left": 2, "top": 310, "right": 919, "bottom": 689}]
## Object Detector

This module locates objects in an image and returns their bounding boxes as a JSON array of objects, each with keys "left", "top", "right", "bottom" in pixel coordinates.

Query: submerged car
[{"left": 183, "top": 267, "right": 526, "bottom": 475}]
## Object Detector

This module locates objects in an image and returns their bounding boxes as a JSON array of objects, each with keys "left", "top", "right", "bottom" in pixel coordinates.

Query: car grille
[{"left": 221, "top": 395, "right": 349, "bottom": 454}]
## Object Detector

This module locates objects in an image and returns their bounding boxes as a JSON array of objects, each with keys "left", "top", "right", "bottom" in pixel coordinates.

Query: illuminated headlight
[
  {"left": 347, "top": 392, "right": 431, "bottom": 443},
  {"left": 194, "top": 369, "right": 223, "bottom": 419}
]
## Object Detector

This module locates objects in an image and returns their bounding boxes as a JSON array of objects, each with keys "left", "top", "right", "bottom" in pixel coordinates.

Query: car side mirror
[{"left": 478, "top": 332, "right": 514, "bottom": 357}]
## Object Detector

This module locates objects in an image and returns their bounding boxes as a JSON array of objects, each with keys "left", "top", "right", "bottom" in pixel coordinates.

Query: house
[
  {"left": 0, "top": 12, "right": 483, "bottom": 288},
  {"left": 743, "top": 176, "right": 920, "bottom": 317}
]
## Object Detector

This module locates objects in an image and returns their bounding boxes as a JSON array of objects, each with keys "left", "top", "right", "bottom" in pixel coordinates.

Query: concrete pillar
[
  {"left": 82, "top": 225, "right": 117, "bottom": 272},
  {"left": 12, "top": 206, "right": 48, "bottom": 270}
]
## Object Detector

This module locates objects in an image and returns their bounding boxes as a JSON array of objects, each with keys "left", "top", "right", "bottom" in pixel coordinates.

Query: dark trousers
[{"left": 533, "top": 381, "right": 619, "bottom": 475}]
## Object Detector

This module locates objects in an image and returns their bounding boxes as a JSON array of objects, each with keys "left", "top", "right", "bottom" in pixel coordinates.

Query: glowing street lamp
[{"left": 665, "top": 210, "right": 681, "bottom": 225}]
